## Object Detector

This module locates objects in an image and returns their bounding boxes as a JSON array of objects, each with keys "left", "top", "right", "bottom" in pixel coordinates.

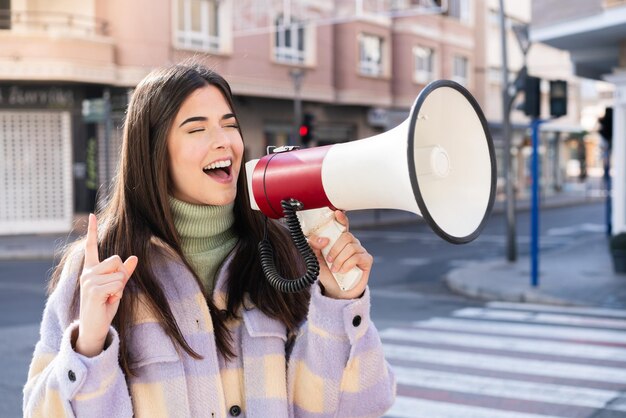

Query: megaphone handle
[{"left": 299, "top": 209, "right": 363, "bottom": 292}]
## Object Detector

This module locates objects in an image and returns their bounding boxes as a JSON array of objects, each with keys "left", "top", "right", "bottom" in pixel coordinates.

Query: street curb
[
  {"left": 0, "top": 236, "right": 77, "bottom": 261},
  {"left": 0, "top": 251, "right": 57, "bottom": 261},
  {"left": 443, "top": 270, "right": 580, "bottom": 306},
  {"left": 442, "top": 260, "right": 586, "bottom": 306}
]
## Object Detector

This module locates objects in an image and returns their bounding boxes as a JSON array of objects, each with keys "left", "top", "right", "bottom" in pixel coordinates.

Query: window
[
  {"left": 175, "top": 0, "right": 220, "bottom": 51},
  {"left": 447, "top": 0, "right": 471, "bottom": 22},
  {"left": 452, "top": 55, "right": 469, "bottom": 85},
  {"left": 0, "top": 0, "right": 10, "bottom": 30},
  {"left": 413, "top": 46, "right": 434, "bottom": 83},
  {"left": 359, "top": 34, "right": 383, "bottom": 76},
  {"left": 274, "top": 14, "right": 305, "bottom": 64}
]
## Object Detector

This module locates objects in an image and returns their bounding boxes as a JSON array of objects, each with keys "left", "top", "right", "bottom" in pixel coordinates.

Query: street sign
[{"left": 82, "top": 98, "right": 106, "bottom": 123}]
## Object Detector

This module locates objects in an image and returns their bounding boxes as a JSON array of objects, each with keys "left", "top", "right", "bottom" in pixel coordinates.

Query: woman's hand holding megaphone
[
  {"left": 75, "top": 214, "right": 138, "bottom": 357},
  {"left": 307, "top": 210, "right": 372, "bottom": 299}
]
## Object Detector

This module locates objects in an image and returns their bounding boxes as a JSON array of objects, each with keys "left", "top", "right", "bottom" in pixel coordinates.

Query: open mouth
[{"left": 203, "top": 159, "right": 233, "bottom": 181}]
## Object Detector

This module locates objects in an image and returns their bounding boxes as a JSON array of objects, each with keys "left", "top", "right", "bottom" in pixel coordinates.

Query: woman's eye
[
  {"left": 225, "top": 124, "right": 239, "bottom": 129},
  {"left": 188, "top": 128, "right": 205, "bottom": 134}
]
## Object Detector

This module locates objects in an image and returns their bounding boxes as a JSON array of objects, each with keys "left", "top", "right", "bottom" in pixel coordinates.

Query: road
[{"left": 3, "top": 202, "right": 624, "bottom": 417}]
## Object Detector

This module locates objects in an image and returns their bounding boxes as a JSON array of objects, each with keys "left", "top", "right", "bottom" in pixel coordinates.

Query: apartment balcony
[
  {"left": 0, "top": 10, "right": 116, "bottom": 84},
  {"left": 530, "top": 0, "right": 626, "bottom": 79}
]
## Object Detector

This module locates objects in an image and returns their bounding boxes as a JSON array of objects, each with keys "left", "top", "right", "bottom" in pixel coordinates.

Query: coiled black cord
[{"left": 258, "top": 199, "right": 320, "bottom": 293}]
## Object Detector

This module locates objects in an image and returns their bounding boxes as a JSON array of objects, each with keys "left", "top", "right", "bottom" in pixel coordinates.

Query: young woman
[{"left": 23, "top": 62, "right": 396, "bottom": 418}]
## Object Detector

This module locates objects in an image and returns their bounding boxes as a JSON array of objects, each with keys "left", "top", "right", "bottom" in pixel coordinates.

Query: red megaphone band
[{"left": 251, "top": 146, "right": 336, "bottom": 218}]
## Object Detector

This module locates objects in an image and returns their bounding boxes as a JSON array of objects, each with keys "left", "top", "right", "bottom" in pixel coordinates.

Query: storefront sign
[
  {"left": 367, "top": 107, "right": 389, "bottom": 128},
  {"left": 0, "top": 86, "right": 75, "bottom": 108}
]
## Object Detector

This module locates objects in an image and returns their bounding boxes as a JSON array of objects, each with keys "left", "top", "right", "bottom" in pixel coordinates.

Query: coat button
[
  {"left": 229, "top": 405, "right": 241, "bottom": 416},
  {"left": 68, "top": 370, "right": 76, "bottom": 382},
  {"left": 352, "top": 315, "right": 362, "bottom": 327}
]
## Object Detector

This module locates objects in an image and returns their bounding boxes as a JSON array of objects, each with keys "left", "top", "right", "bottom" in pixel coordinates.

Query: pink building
[{"left": 0, "top": 0, "right": 478, "bottom": 234}]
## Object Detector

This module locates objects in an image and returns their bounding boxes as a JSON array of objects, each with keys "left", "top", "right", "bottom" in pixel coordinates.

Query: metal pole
[
  {"left": 498, "top": 0, "right": 517, "bottom": 262},
  {"left": 554, "top": 132, "right": 561, "bottom": 192},
  {"left": 604, "top": 140, "right": 612, "bottom": 236},
  {"left": 103, "top": 88, "right": 112, "bottom": 191},
  {"left": 531, "top": 118, "right": 542, "bottom": 287},
  {"left": 290, "top": 68, "right": 304, "bottom": 147}
]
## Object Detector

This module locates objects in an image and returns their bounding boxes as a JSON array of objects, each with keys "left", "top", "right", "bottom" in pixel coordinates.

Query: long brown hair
[{"left": 49, "top": 61, "right": 310, "bottom": 375}]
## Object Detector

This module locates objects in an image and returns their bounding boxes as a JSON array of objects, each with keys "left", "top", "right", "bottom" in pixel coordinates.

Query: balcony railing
[
  {"left": 0, "top": 10, "right": 108, "bottom": 36},
  {"left": 274, "top": 46, "right": 305, "bottom": 64},
  {"left": 175, "top": 31, "right": 220, "bottom": 52},
  {"left": 359, "top": 60, "right": 382, "bottom": 77}
]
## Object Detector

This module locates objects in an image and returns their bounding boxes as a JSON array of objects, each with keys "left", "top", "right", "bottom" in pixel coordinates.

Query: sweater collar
[{"left": 169, "top": 196, "right": 236, "bottom": 255}]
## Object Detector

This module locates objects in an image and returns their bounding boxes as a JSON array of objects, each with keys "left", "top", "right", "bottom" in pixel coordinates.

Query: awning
[{"left": 530, "top": 6, "right": 626, "bottom": 80}]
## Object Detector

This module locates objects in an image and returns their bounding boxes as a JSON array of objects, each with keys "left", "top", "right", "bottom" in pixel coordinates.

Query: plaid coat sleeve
[
  {"left": 287, "top": 283, "right": 396, "bottom": 418},
  {"left": 23, "top": 256, "right": 132, "bottom": 418}
]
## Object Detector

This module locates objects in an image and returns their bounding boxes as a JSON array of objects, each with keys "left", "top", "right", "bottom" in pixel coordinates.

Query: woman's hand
[
  {"left": 75, "top": 214, "right": 138, "bottom": 357},
  {"left": 308, "top": 211, "right": 373, "bottom": 299}
]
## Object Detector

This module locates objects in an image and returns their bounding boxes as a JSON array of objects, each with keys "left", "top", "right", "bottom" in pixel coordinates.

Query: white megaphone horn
[{"left": 245, "top": 80, "right": 497, "bottom": 293}]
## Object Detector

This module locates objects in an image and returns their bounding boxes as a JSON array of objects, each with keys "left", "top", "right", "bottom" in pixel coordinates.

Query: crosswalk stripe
[
  {"left": 379, "top": 327, "right": 626, "bottom": 361},
  {"left": 390, "top": 366, "right": 626, "bottom": 411},
  {"left": 415, "top": 317, "right": 626, "bottom": 344},
  {"left": 384, "top": 304, "right": 626, "bottom": 417},
  {"left": 382, "top": 343, "right": 626, "bottom": 384},
  {"left": 385, "top": 396, "right": 567, "bottom": 418},
  {"left": 453, "top": 307, "right": 626, "bottom": 329},
  {"left": 486, "top": 301, "right": 626, "bottom": 319}
]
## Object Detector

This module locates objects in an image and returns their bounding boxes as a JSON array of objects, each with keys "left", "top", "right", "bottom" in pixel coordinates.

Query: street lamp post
[
  {"left": 499, "top": 0, "right": 531, "bottom": 263},
  {"left": 498, "top": 0, "right": 517, "bottom": 262}
]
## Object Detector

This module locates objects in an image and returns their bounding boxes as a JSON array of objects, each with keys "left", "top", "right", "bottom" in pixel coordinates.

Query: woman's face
[{"left": 167, "top": 84, "right": 244, "bottom": 206}]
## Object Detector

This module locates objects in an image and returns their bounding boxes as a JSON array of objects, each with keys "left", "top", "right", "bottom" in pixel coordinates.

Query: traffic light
[
  {"left": 523, "top": 75, "right": 541, "bottom": 118},
  {"left": 549, "top": 80, "right": 567, "bottom": 118},
  {"left": 299, "top": 113, "right": 314, "bottom": 145},
  {"left": 599, "top": 107, "right": 613, "bottom": 148}
]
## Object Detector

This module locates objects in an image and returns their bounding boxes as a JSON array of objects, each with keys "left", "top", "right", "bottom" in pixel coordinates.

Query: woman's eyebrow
[
  {"left": 179, "top": 116, "right": 207, "bottom": 128},
  {"left": 179, "top": 113, "right": 236, "bottom": 128}
]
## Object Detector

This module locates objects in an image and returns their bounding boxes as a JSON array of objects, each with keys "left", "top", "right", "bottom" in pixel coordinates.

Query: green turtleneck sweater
[{"left": 169, "top": 197, "right": 239, "bottom": 293}]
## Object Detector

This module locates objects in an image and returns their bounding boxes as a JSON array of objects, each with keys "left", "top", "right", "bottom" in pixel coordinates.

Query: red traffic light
[{"left": 299, "top": 125, "right": 309, "bottom": 137}]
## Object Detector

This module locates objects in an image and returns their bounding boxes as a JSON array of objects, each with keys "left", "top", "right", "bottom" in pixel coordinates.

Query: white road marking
[
  {"left": 383, "top": 343, "right": 626, "bottom": 384},
  {"left": 390, "top": 366, "right": 626, "bottom": 411},
  {"left": 415, "top": 317, "right": 626, "bottom": 344},
  {"left": 385, "top": 396, "right": 567, "bottom": 418},
  {"left": 453, "top": 307, "right": 626, "bottom": 329},
  {"left": 379, "top": 327, "right": 626, "bottom": 361},
  {"left": 486, "top": 301, "right": 626, "bottom": 319}
]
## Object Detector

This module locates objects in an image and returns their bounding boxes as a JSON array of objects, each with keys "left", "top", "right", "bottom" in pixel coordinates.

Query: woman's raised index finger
[{"left": 84, "top": 213, "right": 100, "bottom": 268}]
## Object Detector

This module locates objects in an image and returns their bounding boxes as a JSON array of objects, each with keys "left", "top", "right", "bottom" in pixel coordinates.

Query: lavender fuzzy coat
[{"left": 23, "top": 246, "right": 396, "bottom": 417}]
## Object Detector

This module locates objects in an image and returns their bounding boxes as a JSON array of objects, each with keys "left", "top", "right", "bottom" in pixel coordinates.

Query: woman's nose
[{"left": 210, "top": 127, "right": 230, "bottom": 149}]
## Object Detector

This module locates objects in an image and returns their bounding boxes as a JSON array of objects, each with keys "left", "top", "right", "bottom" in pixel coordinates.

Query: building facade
[
  {"left": 531, "top": 0, "right": 626, "bottom": 234},
  {"left": 0, "top": 0, "right": 592, "bottom": 235},
  {"left": 0, "top": 0, "right": 484, "bottom": 235},
  {"left": 475, "top": 0, "right": 606, "bottom": 204}
]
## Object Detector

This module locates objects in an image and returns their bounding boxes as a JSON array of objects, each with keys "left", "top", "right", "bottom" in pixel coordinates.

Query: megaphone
[{"left": 246, "top": 80, "right": 496, "bottom": 293}]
